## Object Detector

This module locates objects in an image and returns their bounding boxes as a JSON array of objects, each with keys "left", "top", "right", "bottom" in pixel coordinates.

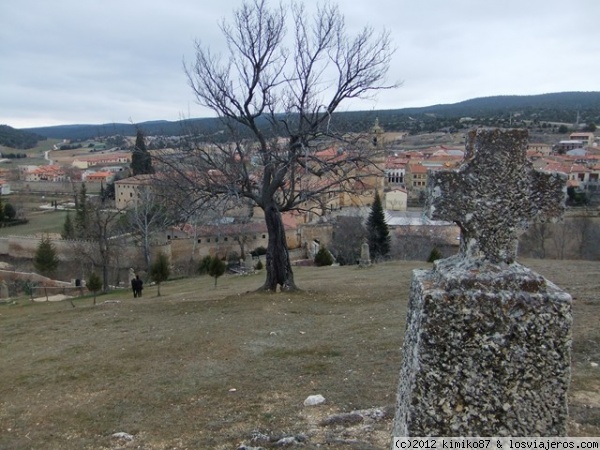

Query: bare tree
[
  {"left": 551, "top": 221, "right": 571, "bottom": 260},
  {"left": 170, "top": 0, "right": 396, "bottom": 291},
  {"left": 569, "top": 215, "right": 600, "bottom": 260},
  {"left": 519, "top": 222, "right": 554, "bottom": 259},
  {"left": 71, "top": 199, "right": 124, "bottom": 292},
  {"left": 124, "top": 186, "right": 172, "bottom": 270},
  {"left": 329, "top": 216, "right": 366, "bottom": 265}
]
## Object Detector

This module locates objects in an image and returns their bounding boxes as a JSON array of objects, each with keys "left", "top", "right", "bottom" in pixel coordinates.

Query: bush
[
  {"left": 255, "top": 259, "right": 263, "bottom": 270},
  {"left": 314, "top": 246, "right": 334, "bottom": 267},
  {"left": 227, "top": 251, "right": 240, "bottom": 263},
  {"left": 208, "top": 256, "right": 226, "bottom": 287},
  {"left": 197, "top": 255, "right": 213, "bottom": 275},
  {"left": 251, "top": 246, "right": 267, "bottom": 257},
  {"left": 427, "top": 247, "right": 442, "bottom": 263}
]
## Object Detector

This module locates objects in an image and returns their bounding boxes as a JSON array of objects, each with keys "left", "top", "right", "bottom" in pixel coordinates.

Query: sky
[{"left": 1, "top": 0, "right": 599, "bottom": 129}]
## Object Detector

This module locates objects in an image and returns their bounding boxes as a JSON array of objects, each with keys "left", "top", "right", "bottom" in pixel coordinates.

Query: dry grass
[{"left": 0, "top": 259, "right": 599, "bottom": 449}]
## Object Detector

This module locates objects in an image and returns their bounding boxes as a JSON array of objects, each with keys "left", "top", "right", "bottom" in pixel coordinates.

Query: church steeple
[{"left": 371, "top": 117, "right": 385, "bottom": 149}]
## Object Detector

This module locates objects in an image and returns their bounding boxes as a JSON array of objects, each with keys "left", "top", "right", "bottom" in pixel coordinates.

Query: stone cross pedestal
[{"left": 392, "top": 129, "right": 572, "bottom": 438}]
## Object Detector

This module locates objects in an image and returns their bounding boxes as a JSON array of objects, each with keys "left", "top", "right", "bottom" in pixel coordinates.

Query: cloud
[{"left": 1, "top": 0, "right": 599, "bottom": 128}]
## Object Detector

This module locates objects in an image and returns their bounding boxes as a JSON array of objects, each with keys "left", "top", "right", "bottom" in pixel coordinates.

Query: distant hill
[
  {"left": 21, "top": 91, "right": 600, "bottom": 141},
  {"left": 0, "top": 125, "right": 46, "bottom": 149}
]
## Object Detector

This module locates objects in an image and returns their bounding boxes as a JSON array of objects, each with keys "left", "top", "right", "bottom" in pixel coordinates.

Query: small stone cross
[{"left": 426, "top": 129, "right": 565, "bottom": 264}]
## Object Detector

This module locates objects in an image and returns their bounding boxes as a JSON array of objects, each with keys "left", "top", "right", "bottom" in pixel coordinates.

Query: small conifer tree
[
  {"left": 197, "top": 255, "right": 213, "bottom": 275},
  {"left": 314, "top": 246, "right": 334, "bottom": 266},
  {"left": 366, "top": 192, "right": 391, "bottom": 261},
  {"left": 427, "top": 247, "right": 442, "bottom": 263},
  {"left": 87, "top": 273, "right": 102, "bottom": 305},
  {"left": 74, "top": 183, "right": 89, "bottom": 238},
  {"left": 4, "top": 203, "right": 16, "bottom": 220},
  {"left": 62, "top": 211, "right": 75, "bottom": 239},
  {"left": 33, "top": 236, "right": 59, "bottom": 277},
  {"left": 150, "top": 252, "right": 170, "bottom": 296},
  {"left": 208, "top": 256, "right": 226, "bottom": 287},
  {"left": 131, "top": 129, "right": 154, "bottom": 176}
]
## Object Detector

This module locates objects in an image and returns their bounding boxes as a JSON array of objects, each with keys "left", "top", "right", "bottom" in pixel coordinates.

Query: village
[{"left": 0, "top": 121, "right": 598, "bottom": 281}]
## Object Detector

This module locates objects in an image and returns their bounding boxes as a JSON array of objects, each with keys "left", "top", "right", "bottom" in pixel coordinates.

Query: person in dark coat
[
  {"left": 131, "top": 276, "right": 139, "bottom": 298},
  {"left": 134, "top": 275, "right": 143, "bottom": 298}
]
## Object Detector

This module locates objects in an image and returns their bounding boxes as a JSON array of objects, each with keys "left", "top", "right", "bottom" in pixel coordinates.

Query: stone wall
[{"left": 10, "top": 181, "right": 103, "bottom": 194}]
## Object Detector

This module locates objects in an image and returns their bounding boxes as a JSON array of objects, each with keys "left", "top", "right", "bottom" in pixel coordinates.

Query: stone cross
[
  {"left": 392, "top": 129, "right": 572, "bottom": 439},
  {"left": 426, "top": 128, "right": 565, "bottom": 264}
]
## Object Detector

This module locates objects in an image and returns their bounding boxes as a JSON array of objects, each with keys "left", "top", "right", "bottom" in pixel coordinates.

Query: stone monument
[
  {"left": 359, "top": 239, "right": 372, "bottom": 268},
  {"left": 392, "top": 129, "right": 572, "bottom": 438},
  {"left": 245, "top": 253, "right": 254, "bottom": 271},
  {"left": 0, "top": 280, "right": 9, "bottom": 299}
]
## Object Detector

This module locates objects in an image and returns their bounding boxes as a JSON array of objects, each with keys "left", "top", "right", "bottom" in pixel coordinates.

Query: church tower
[{"left": 371, "top": 117, "right": 385, "bottom": 152}]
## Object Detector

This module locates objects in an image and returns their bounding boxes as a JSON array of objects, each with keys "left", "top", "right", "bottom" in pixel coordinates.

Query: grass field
[
  {"left": 1, "top": 259, "right": 599, "bottom": 449},
  {"left": 0, "top": 210, "right": 69, "bottom": 237}
]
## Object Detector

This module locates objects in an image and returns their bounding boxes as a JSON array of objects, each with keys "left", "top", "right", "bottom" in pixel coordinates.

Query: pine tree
[
  {"left": 62, "top": 211, "right": 75, "bottom": 239},
  {"left": 208, "top": 256, "right": 226, "bottom": 287},
  {"left": 131, "top": 129, "right": 154, "bottom": 176},
  {"left": 366, "top": 192, "right": 390, "bottom": 261},
  {"left": 150, "top": 252, "right": 170, "bottom": 296},
  {"left": 74, "top": 183, "right": 88, "bottom": 238},
  {"left": 314, "top": 246, "right": 334, "bottom": 266},
  {"left": 33, "top": 236, "right": 60, "bottom": 277},
  {"left": 86, "top": 273, "right": 102, "bottom": 305},
  {"left": 4, "top": 203, "right": 16, "bottom": 220}
]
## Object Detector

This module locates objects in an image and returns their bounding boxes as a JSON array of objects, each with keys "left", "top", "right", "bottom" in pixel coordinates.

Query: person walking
[
  {"left": 131, "top": 275, "right": 139, "bottom": 298},
  {"left": 134, "top": 275, "right": 143, "bottom": 298}
]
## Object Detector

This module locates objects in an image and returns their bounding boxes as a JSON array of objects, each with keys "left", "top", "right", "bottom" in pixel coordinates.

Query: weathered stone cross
[
  {"left": 426, "top": 128, "right": 565, "bottom": 264},
  {"left": 393, "top": 128, "right": 573, "bottom": 439}
]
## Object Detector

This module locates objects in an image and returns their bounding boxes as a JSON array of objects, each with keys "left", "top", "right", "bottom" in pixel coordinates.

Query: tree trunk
[
  {"left": 102, "top": 260, "right": 109, "bottom": 293},
  {"left": 260, "top": 204, "right": 297, "bottom": 291}
]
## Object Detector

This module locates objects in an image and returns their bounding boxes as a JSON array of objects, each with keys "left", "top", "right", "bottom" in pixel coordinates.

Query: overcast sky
[{"left": 1, "top": 0, "right": 599, "bottom": 129}]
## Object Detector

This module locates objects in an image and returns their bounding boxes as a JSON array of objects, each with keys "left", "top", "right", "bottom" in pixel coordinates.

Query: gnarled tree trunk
[{"left": 260, "top": 203, "right": 297, "bottom": 291}]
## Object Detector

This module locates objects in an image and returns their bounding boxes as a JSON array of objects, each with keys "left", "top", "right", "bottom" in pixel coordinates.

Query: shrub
[
  {"left": 227, "top": 251, "right": 240, "bottom": 263},
  {"left": 427, "top": 247, "right": 442, "bottom": 263},
  {"left": 255, "top": 259, "right": 263, "bottom": 270},
  {"left": 86, "top": 273, "right": 102, "bottom": 305},
  {"left": 251, "top": 246, "right": 267, "bottom": 257},
  {"left": 197, "top": 255, "right": 213, "bottom": 275},
  {"left": 314, "top": 246, "right": 334, "bottom": 267},
  {"left": 208, "top": 256, "right": 226, "bottom": 287}
]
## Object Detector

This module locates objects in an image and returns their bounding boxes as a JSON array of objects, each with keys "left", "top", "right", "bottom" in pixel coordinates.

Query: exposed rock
[
  {"left": 111, "top": 431, "right": 134, "bottom": 441},
  {"left": 319, "top": 412, "right": 364, "bottom": 427},
  {"left": 303, "top": 394, "right": 325, "bottom": 406}
]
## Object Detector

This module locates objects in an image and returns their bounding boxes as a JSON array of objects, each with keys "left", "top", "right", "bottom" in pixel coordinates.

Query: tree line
[{"left": 0, "top": 125, "right": 45, "bottom": 149}]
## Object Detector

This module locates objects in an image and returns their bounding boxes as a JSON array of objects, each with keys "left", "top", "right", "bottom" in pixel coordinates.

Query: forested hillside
[
  {"left": 0, "top": 125, "right": 46, "bottom": 149},
  {"left": 21, "top": 91, "right": 600, "bottom": 140}
]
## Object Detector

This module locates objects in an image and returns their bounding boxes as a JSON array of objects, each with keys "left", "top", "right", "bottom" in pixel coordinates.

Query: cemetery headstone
[
  {"left": 392, "top": 129, "right": 572, "bottom": 438},
  {"left": 0, "top": 280, "right": 8, "bottom": 299},
  {"left": 245, "top": 253, "right": 254, "bottom": 270},
  {"left": 359, "top": 239, "right": 371, "bottom": 268}
]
